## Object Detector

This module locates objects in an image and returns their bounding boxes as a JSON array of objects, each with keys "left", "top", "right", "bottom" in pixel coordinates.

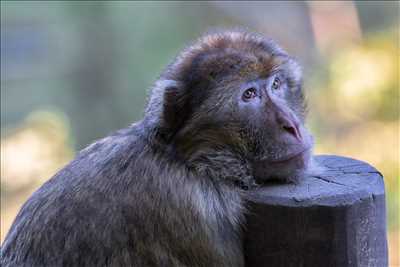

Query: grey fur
[{"left": 1, "top": 30, "right": 311, "bottom": 267}]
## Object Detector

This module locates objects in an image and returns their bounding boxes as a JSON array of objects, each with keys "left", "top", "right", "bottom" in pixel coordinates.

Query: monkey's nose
[
  {"left": 275, "top": 108, "right": 302, "bottom": 141},
  {"left": 281, "top": 122, "right": 302, "bottom": 141}
]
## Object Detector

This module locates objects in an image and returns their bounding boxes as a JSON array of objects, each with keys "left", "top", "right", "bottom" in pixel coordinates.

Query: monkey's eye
[
  {"left": 272, "top": 77, "right": 281, "bottom": 90},
  {"left": 242, "top": 87, "right": 257, "bottom": 101}
]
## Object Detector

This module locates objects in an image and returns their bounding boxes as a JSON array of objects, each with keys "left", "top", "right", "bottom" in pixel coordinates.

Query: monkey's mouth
[{"left": 268, "top": 148, "right": 311, "bottom": 165}]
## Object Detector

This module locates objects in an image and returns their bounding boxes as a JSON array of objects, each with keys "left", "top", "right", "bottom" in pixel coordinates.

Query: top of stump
[{"left": 248, "top": 155, "right": 384, "bottom": 207}]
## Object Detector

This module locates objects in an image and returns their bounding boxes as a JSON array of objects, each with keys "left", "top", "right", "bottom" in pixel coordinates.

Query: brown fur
[{"left": 2, "top": 30, "right": 311, "bottom": 267}]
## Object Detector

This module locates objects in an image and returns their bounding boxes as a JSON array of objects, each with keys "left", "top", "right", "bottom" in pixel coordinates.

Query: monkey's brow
[
  {"left": 248, "top": 68, "right": 282, "bottom": 82},
  {"left": 269, "top": 67, "right": 283, "bottom": 76}
]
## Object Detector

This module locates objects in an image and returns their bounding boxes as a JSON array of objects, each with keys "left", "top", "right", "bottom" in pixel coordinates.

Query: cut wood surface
[{"left": 244, "top": 155, "right": 388, "bottom": 267}]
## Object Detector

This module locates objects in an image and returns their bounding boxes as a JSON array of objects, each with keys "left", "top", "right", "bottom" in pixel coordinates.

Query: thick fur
[{"left": 1, "top": 30, "right": 309, "bottom": 267}]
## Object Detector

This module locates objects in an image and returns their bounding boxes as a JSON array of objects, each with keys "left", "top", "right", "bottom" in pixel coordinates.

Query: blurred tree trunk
[{"left": 67, "top": 3, "right": 121, "bottom": 149}]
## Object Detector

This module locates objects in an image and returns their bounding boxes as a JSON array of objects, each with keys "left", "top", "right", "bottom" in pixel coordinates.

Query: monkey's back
[
  {"left": 1, "top": 124, "right": 242, "bottom": 267},
  {"left": 1, "top": 126, "right": 149, "bottom": 266}
]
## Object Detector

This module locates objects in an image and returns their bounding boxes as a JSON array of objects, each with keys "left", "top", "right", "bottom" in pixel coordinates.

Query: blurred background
[{"left": 1, "top": 1, "right": 398, "bottom": 264}]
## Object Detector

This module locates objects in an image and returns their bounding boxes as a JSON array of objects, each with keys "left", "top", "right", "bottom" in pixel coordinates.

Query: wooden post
[{"left": 244, "top": 155, "right": 388, "bottom": 267}]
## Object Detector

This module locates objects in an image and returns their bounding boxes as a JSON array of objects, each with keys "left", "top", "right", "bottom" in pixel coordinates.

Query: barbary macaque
[{"left": 1, "top": 30, "right": 313, "bottom": 267}]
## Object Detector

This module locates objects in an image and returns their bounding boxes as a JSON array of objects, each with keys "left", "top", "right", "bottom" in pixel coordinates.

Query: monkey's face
[
  {"left": 194, "top": 53, "right": 314, "bottom": 182},
  {"left": 232, "top": 70, "right": 314, "bottom": 182}
]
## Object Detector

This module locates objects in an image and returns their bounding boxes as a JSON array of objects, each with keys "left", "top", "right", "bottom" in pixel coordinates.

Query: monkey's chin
[{"left": 252, "top": 148, "right": 312, "bottom": 184}]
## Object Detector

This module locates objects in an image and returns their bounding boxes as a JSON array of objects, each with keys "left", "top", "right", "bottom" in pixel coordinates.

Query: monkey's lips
[
  {"left": 268, "top": 148, "right": 310, "bottom": 165},
  {"left": 252, "top": 148, "right": 312, "bottom": 182}
]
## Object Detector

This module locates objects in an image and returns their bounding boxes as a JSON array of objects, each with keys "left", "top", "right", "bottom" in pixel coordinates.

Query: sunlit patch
[
  {"left": 1, "top": 110, "right": 73, "bottom": 191},
  {"left": 330, "top": 41, "right": 397, "bottom": 120}
]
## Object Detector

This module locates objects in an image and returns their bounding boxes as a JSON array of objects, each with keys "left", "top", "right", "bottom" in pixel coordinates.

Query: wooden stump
[{"left": 244, "top": 155, "right": 388, "bottom": 267}]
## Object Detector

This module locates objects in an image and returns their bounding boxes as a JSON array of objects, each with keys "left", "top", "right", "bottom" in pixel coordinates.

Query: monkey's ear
[{"left": 161, "top": 82, "right": 191, "bottom": 133}]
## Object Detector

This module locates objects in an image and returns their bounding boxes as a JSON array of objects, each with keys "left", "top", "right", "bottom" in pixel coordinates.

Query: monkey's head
[{"left": 146, "top": 30, "right": 314, "bottom": 182}]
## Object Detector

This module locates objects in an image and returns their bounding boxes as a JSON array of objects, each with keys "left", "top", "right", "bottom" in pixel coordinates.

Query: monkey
[{"left": 1, "top": 30, "right": 314, "bottom": 267}]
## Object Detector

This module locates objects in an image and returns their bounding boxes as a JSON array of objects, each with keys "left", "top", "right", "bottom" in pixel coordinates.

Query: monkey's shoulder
[{"left": 49, "top": 124, "right": 157, "bottom": 192}]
